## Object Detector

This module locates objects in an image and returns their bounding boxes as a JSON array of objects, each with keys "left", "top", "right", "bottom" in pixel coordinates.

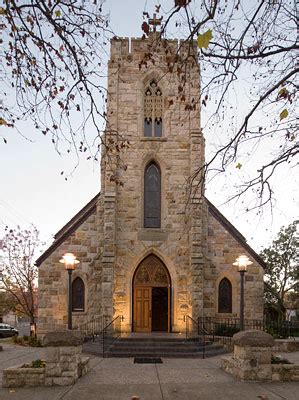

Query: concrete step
[
  {"left": 83, "top": 337, "right": 228, "bottom": 358},
  {"left": 106, "top": 351, "right": 227, "bottom": 358}
]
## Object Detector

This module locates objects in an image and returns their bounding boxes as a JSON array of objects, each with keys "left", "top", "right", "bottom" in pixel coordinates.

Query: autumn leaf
[
  {"left": 278, "top": 87, "right": 287, "bottom": 96},
  {"left": 197, "top": 29, "right": 213, "bottom": 49},
  {"left": 0, "top": 7, "right": 5, "bottom": 15},
  {"left": 175, "top": 0, "right": 191, "bottom": 7},
  {"left": 0, "top": 117, "right": 8, "bottom": 126},
  {"left": 55, "top": 10, "right": 61, "bottom": 18},
  {"left": 277, "top": 87, "right": 289, "bottom": 100},
  {"left": 280, "top": 109, "right": 288, "bottom": 121},
  {"left": 236, "top": 163, "right": 242, "bottom": 169},
  {"left": 141, "top": 21, "right": 150, "bottom": 36}
]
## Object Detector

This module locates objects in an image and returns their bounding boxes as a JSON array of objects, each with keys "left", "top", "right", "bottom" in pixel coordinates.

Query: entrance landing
[{"left": 122, "top": 332, "right": 184, "bottom": 339}]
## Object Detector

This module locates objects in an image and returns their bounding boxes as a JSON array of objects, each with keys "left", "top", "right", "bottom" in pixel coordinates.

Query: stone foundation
[
  {"left": 272, "top": 364, "right": 299, "bottom": 381},
  {"left": 3, "top": 367, "right": 45, "bottom": 388},
  {"left": 2, "top": 331, "right": 90, "bottom": 388},
  {"left": 45, "top": 345, "right": 84, "bottom": 386},
  {"left": 273, "top": 339, "right": 299, "bottom": 353},
  {"left": 221, "top": 330, "right": 299, "bottom": 382}
]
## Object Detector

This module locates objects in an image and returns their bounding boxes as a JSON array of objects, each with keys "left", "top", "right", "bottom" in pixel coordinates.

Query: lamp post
[
  {"left": 233, "top": 254, "right": 253, "bottom": 331},
  {"left": 59, "top": 253, "right": 79, "bottom": 330}
]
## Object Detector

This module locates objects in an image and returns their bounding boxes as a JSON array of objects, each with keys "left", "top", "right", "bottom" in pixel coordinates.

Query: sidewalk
[{"left": 0, "top": 342, "right": 298, "bottom": 400}]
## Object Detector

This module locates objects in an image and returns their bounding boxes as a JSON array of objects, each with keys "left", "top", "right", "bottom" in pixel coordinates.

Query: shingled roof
[{"left": 36, "top": 193, "right": 265, "bottom": 268}]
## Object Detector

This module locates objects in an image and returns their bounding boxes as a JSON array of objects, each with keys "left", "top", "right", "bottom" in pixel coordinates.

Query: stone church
[{"left": 36, "top": 25, "right": 265, "bottom": 336}]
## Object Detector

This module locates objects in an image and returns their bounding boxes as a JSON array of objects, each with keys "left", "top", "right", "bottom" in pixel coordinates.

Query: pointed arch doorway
[{"left": 133, "top": 254, "right": 171, "bottom": 332}]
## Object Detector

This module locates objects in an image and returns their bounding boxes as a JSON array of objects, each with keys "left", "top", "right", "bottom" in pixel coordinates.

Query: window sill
[
  {"left": 216, "top": 313, "right": 236, "bottom": 317},
  {"left": 72, "top": 311, "right": 86, "bottom": 316},
  {"left": 140, "top": 137, "right": 168, "bottom": 142}
]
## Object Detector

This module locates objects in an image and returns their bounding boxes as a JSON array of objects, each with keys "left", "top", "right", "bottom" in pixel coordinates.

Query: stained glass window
[
  {"left": 72, "top": 277, "right": 85, "bottom": 312},
  {"left": 144, "top": 162, "right": 161, "bottom": 228},
  {"left": 218, "top": 278, "right": 232, "bottom": 313}
]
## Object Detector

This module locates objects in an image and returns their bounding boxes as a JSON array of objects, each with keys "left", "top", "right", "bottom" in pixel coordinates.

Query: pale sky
[{"left": 0, "top": 0, "right": 298, "bottom": 255}]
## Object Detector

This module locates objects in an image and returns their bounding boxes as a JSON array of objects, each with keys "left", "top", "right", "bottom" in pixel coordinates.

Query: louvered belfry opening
[{"left": 144, "top": 80, "right": 163, "bottom": 137}]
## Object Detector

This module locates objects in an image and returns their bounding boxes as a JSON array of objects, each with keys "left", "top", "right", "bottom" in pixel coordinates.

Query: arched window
[
  {"left": 144, "top": 80, "right": 162, "bottom": 137},
  {"left": 144, "top": 162, "right": 161, "bottom": 228},
  {"left": 218, "top": 278, "right": 232, "bottom": 313},
  {"left": 72, "top": 277, "right": 85, "bottom": 312}
]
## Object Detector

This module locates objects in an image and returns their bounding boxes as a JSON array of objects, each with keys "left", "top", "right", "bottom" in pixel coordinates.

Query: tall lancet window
[
  {"left": 144, "top": 80, "right": 163, "bottom": 137},
  {"left": 218, "top": 278, "right": 232, "bottom": 313},
  {"left": 72, "top": 277, "right": 85, "bottom": 312},
  {"left": 144, "top": 162, "right": 161, "bottom": 228}
]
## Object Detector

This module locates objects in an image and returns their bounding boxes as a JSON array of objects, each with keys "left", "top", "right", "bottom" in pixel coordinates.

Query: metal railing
[
  {"left": 198, "top": 316, "right": 299, "bottom": 342},
  {"left": 184, "top": 315, "right": 209, "bottom": 358},
  {"left": 102, "top": 315, "right": 123, "bottom": 357},
  {"left": 79, "top": 315, "right": 108, "bottom": 342}
]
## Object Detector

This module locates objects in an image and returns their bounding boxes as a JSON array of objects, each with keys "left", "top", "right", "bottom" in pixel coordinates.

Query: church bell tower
[{"left": 99, "top": 15, "right": 207, "bottom": 332}]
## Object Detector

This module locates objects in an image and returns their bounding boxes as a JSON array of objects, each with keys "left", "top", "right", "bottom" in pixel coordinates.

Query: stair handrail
[
  {"left": 78, "top": 315, "right": 108, "bottom": 342},
  {"left": 102, "top": 315, "right": 123, "bottom": 357},
  {"left": 184, "top": 315, "right": 207, "bottom": 358}
]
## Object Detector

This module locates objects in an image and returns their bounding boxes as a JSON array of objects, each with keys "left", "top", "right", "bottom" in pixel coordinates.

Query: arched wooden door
[{"left": 133, "top": 255, "right": 171, "bottom": 332}]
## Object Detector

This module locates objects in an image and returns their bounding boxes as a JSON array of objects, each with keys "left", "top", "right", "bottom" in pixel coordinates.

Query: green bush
[
  {"left": 271, "top": 355, "right": 292, "bottom": 364},
  {"left": 13, "top": 336, "right": 25, "bottom": 345},
  {"left": 12, "top": 335, "right": 42, "bottom": 347},
  {"left": 214, "top": 323, "right": 240, "bottom": 337},
  {"left": 22, "top": 359, "right": 46, "bottom": 369},
  {"left": 31, "top": 359, "right": 46, "bottom": 368},
  {"left": 28, "top": 336, "right": 42, "bottom": 347}
]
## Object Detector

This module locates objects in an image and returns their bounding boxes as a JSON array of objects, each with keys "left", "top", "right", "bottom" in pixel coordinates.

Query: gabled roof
[
  {"left": 205, "top": 197, "right": 266, "bottom": 268},
  {"left": 35, "top": 192, "right": 265, "bottom": 269},
  {"left": 35, "top": 192, "right": 100, "bottom": 266}
]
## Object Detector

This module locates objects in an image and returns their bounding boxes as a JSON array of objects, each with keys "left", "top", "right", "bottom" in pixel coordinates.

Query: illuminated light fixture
[
  {"left": 233, "top": 254, "right": 253, "bottom": 331},
  {"left": 59, "top": 252, "right": 79, "bottom": 270},
  {"left": 59, "top": 253, "right": 80, "bottom": 329},
  {"left": 233, "top": 254, "right": 253, "bottom": 272}
]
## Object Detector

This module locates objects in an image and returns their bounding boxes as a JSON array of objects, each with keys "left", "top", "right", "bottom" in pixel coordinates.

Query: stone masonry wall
[
  {"left": 38, "top": 206, "right": 101, "bottom": 335},
  {"left": 104, "top": 37, "right": 205, "bottom": 332},
  {"left": 38, "top": 34, "right": 265, "bottom": 336},
  {"left": 206, "top": 210, "right": 264, "bottom": 319}
]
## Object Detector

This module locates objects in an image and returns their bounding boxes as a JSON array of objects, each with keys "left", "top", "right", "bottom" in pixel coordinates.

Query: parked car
[{"left": 0, "top": 323, "right": 19, "bottom": 338}]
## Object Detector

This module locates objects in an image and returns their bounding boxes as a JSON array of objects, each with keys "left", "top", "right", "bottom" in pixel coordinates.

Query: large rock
[
  {"left": 42, "top": 330, "right": 83, "bottom": 347},
  {"left": 233, "top": 330, "right": 274, "bottom": 347}
]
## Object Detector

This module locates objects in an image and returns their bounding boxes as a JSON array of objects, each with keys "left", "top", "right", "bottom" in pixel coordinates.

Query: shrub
[
  {"left": 214, "top": 323, "right": 240, "bottom": 337},
  {"left": 271, "top": 355, "right": 292, "bottom": 364},
  {"left": 31, "top": 359, "right": 46, "bottom": 368},
  {"left": 13, "top": 336, "right": 25, "bottom": 346},
  {"left": 22, "top": 359, "right": 46, "bottom": 368},
  {"left": 28, "top": 336, "right": 42, "bottom": 347}
]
